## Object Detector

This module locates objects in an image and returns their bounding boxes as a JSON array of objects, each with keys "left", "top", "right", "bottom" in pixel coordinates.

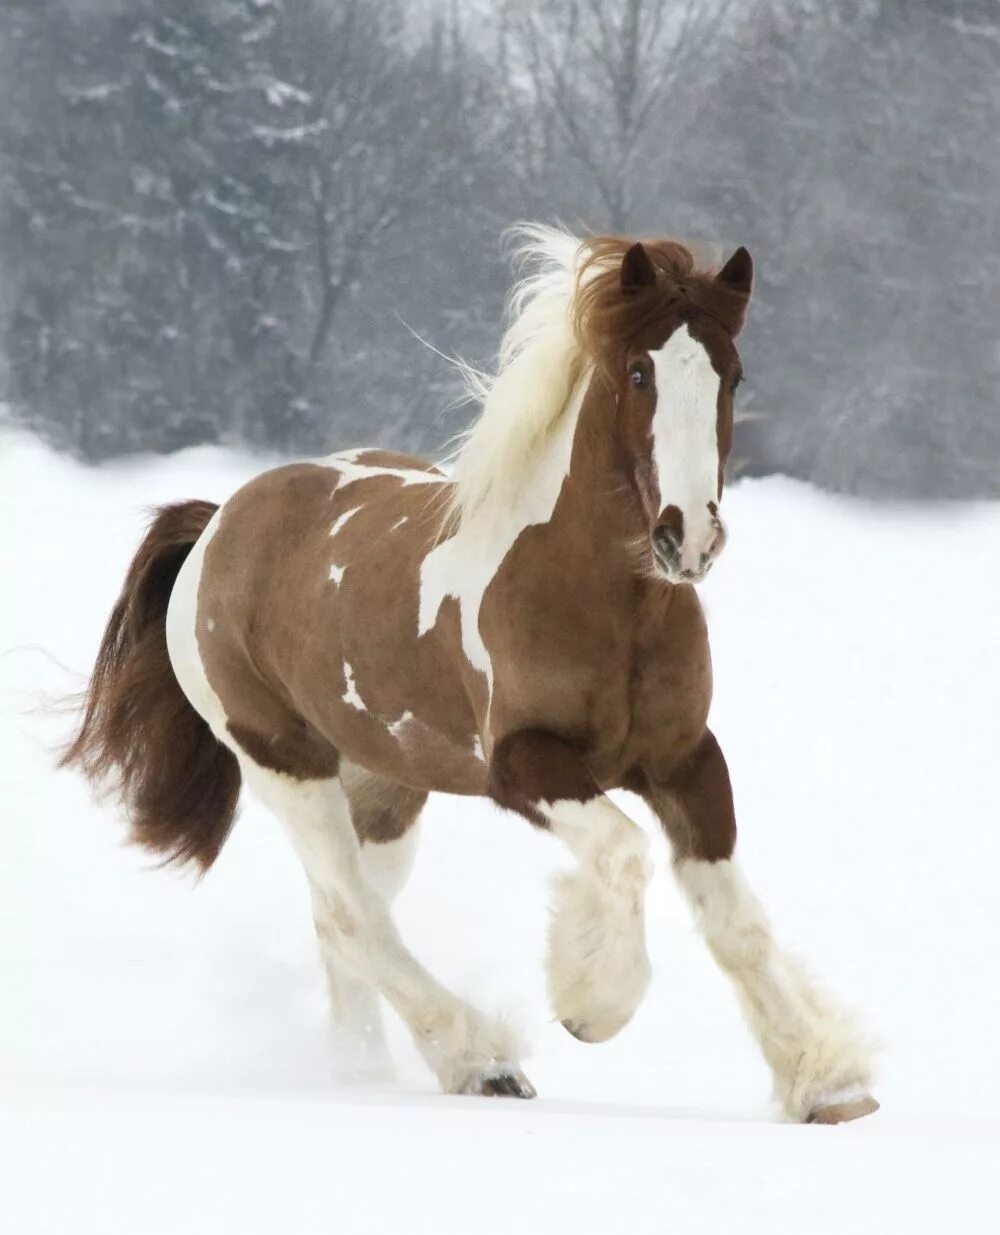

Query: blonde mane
[{"left": 443, "top": 224, "right": 595, "bottom": 530}]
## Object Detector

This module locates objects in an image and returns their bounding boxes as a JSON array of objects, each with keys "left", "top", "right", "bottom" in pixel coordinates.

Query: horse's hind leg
[
  {"left": 240, "top": 757, "right": 534, "bottom": 1098},
  {"left": 306, "top": 880, "right": 391, "bottom": 1082},
  {"left": 642, "top": 730, "right": 877, "bottom": 1124},
  {"left": 315, "top": 764, "right": 425, "bottom": 1079},
  {"left": 341, "top": 760, "right": 425, "bottom": 899}
]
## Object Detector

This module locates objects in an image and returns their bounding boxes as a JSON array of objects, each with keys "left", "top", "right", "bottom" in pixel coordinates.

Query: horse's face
[{"left": 614, "top": 243, "right": 752, "bottom": 584}]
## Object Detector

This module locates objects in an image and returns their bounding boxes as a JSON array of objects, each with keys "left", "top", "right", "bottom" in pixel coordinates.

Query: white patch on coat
[
  {"left": 389, "top": 516, "right": 408, "bottom": 533},
  {"left": 322, "top": 452, "right": 447, "bottom": 490},
  {"left": 328, "top": 563, "right": 345, "bottom": 585},
  {"left": 388, "top": 710, "right": 414, "bottom": 739},
  {"left": 206, "top": 618, "right": 215, "bottom": 632},
  {"left": 471, "top": 736, "right": 484, "bottom": 762},
  {"left": 675, "top": 858, "right": 875, "bottom": 1120},
  {"left": 330, "top": 507, "right": 361, "bottom": 538},
  {"left": 538, "top": 796, "right": 652, "bottom": 1043},
  {"left": 342, "top": 661, "right": 366, "bottom": 712},
  {"left": 418, "top": 374, "right": 587, "bottom": 691},
  {"left": 650, "top": 325, "right": 722, "bottom": 571},
  {"left": 166, "top": 512, "right": 232, "bottom": 743}
]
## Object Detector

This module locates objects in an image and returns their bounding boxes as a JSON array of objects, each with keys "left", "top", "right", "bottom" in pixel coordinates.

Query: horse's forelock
[{"left": 572, "top": 235, "right": 749, "bottom": 375}]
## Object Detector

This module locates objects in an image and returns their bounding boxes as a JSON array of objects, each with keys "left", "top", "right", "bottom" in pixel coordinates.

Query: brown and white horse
[{"left": 64, "top": 226, "right": 877, "bottom": 1122}]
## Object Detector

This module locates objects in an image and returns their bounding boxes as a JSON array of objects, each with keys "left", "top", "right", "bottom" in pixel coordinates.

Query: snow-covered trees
[
  {"left": 0, "top": 0, "right": 498, "bottom": 456},
  {"left": 1, "top": 0, "right": 998, "bottom": 497}
]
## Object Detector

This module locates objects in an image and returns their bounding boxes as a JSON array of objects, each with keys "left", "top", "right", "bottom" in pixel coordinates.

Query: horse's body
[{"left": 66, "top": 227, "right": 877, "bottom": 1122}]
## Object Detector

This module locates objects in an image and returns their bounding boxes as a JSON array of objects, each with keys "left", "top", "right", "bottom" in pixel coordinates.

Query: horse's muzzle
[{"left": 651, "top": 516, "right": 726, "bottom": 584}]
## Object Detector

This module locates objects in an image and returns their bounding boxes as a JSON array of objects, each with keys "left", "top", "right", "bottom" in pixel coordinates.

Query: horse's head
[{"left": 574, "top": 237, "right": 753, "bottom": 584}]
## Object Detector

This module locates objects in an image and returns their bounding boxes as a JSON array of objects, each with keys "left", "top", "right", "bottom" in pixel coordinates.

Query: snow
[
  {"left": 251, "top": 118, "right": 328, "bottom": 147},
  {"left": 2, "top": 428, "right": 999, "bottom": 1233},
  {"left": 262, "top": 79, "right": 312, "bottom": 108}
]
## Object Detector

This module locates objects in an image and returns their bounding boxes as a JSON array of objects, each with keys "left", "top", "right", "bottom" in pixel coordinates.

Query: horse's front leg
[
  {"left": 642, "top": 729, "right": 878, "bottom": 1123},
  {"left": 490, "top": 730, "right": 653, "bottom": 1043}
]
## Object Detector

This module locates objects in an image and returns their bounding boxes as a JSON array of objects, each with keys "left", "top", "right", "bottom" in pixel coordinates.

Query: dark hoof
[
  {"left": 461, "top": 1067, "right": 537, "bottom": 1099},
  {"left": 807, "top": 1094, "right": 880, "bottom": 1125},
  {"left": 561, "top": 1018, "right": 599, "bottom": 1043}
]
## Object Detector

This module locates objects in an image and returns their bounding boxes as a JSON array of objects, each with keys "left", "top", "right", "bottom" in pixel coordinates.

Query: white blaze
[{"left": 650, "top": 325, "right": 721, "bottom": 572}]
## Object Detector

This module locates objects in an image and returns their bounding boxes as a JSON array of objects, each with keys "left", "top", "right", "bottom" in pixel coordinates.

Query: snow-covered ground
[{"left": 3, "top": 428, "right": 999, "bottom": 1233}]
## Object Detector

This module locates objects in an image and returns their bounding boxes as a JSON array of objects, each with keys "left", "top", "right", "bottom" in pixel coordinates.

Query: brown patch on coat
[
  {"left": 638, "top": 730, "right": 737, "bottom": 862},
  {"left": 347, "top": 449, "right": 445, "bottom": 474},
  {"left": 341, "top": 760, "right": 427, "bottom": 843},
  {"left": 61, "top": 501, "right": 241, "bottom": 871},
  {"left": 489, "top": 730, "right": 599, "bottom": 826},
  {"left": 226, "top": 718, "right": 340, "bottom": 780}
]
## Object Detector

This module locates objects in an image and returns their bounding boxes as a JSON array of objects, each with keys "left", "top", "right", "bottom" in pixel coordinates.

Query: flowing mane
[
  {"left": 443, "top": 224, "right": 589, "bottom": 530},
  {"left": 443, "top": 224, "right": 733, "bottom": 531}
]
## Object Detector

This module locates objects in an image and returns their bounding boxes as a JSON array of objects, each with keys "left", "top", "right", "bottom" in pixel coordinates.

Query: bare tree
[
  {"left": 237, "top": 0, "right": 485, "bottom": 423},
  {"left": 501, "top": 0, "right": 734, "bottom": 230}
]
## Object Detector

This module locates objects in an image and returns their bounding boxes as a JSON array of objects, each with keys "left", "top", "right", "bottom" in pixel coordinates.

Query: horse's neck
[
  {"left": 559, "top": 375, "right": 645, "bottom": 568},
  {"left": 423, "top": 375, "right": 643, "bottom": 686},
  {"left": 458, "top": 371, "right": 639, "bottom": 568}
]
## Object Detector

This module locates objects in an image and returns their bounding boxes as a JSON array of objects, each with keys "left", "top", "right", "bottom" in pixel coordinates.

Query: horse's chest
[
  {"left": 631, "top": 640, "right": 711, "bottom": 743},
  {"left": 624, "top": 588, "right": 713, "bottom": 767}
]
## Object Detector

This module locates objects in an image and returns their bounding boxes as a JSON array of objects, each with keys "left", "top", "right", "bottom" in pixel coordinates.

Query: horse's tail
[{"left": 60, "top": 500, "right": 241, "bottom": 872}]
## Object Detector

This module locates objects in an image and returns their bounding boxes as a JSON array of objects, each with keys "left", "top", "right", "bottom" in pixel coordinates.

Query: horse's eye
[{"left": 629, "top": 366, "right": 648, "bottom": 389}]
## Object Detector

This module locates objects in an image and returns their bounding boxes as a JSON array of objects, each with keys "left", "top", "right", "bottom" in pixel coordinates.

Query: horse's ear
[
  {"left": 621, "top": 243, "right": 657, "bottom": 293},
  {"left": 716, "top": 246, "right": 753, "bottom": 296}
]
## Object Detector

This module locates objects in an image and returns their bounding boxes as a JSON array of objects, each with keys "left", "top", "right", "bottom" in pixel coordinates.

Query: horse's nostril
[{"left": 652, "top": 525, "right": 682, "bottom": 569}]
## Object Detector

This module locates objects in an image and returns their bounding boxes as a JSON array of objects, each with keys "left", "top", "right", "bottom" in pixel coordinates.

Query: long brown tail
[{"left": 61, "top": 501, "right": 241, "bottom": 871}]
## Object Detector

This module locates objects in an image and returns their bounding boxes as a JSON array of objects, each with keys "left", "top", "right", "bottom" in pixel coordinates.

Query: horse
[{"left": 63, "top": 225, "right": 877, "bottom": 1123}]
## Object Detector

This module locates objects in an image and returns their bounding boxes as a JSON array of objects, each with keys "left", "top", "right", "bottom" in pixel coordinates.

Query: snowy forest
[{"left": 1, "top": 0, "right": 998, "bottom": 498}]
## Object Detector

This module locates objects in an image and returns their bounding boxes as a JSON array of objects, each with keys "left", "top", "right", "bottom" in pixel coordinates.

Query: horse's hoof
[
  {"left": 459, "top": 1066, "right": 537, "bottom": 1099},
  {"left": 806, "top": 1093, "right": 880, "bottom": 1125},
  {"left": 561, "top": 1018, "right": 599, "bottom": 1042}
]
